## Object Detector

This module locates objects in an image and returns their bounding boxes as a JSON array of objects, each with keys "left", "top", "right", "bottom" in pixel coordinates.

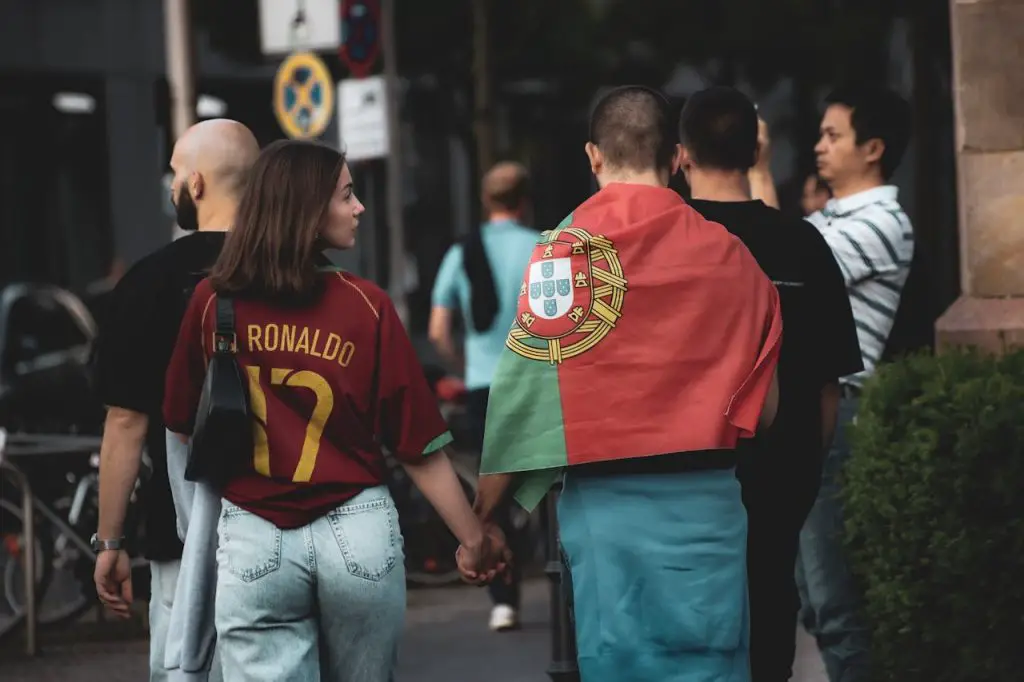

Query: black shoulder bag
[{"left": 185, "top": 296, "right": 253, "bottom": 488}]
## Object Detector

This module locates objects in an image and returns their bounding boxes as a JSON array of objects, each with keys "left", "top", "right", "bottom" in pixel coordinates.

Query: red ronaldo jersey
[{"left": 163, "top": 271, "right": 452, "bottom": 528}]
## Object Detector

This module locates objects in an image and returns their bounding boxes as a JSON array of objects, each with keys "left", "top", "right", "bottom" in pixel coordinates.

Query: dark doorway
[{"left": 0, "top": 74, "right": 113, "bottom": 292}]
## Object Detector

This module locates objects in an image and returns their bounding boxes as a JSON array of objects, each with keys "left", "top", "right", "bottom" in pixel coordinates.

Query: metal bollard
[
  {"left": 1, "top": 459, "right": 38, "bottom": 656},
  {"left": 544, "top": 485, "right": 580, "bottom": 682}
]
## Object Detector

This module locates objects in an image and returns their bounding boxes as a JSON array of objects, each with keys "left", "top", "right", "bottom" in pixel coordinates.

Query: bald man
[
  {"left": 429, "top": 161, "right": 538, "bottom": 631},
  {"left": 93, "top": 119, "right": 258, "bottom": 682}
]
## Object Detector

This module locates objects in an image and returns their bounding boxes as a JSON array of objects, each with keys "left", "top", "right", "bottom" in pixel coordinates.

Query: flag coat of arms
[{"left": 481, "top": 183, "right": 783, "bottom": 510}]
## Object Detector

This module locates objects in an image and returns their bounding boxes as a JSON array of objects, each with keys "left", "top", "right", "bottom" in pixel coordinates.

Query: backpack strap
[
  {"left": 213, "top": 296, "right": 237, "bottom": 353},
  {"left": 209, "top": 268, "right": 341, "bottom": 354}
]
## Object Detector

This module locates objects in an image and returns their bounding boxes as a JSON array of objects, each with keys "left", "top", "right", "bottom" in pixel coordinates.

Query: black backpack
[
  {"left": 185, "top": 296, "right": 252, "bottom": 488},
  {"left": 461, "top": 229, "right": 499, "bottom": 332}
]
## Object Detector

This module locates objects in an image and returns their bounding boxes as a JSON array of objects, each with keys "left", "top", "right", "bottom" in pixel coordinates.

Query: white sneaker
[{"left": 488, "top": 604, "right": 519, "bottom": 632}]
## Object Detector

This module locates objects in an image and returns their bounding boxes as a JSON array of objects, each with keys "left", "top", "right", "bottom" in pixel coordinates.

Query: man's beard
[{"left": 174, "top": 185, "right": 200, "bottom": 232}]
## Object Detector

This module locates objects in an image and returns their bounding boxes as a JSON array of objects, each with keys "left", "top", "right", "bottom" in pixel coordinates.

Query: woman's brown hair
[{"left": 209, "top": 139, "right": 346, "bottom": 300}]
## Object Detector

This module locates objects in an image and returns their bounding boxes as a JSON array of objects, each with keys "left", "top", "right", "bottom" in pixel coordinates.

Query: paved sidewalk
[
  {"left": 1, "top": 579, "right": 826, "bottom": 681},
  {"left": 793, "top": 628, "right": 828, "bottom": 682}
]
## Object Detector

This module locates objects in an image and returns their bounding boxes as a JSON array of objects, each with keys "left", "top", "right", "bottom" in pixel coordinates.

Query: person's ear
[
  {"left": 189, "top": 172, "right": 205, "bottom": 201},
  {"left": 863, "top": 138, "right": 885, "bottom": 167},
  {"left": 674, "top": 144, "right": 694, "bottom": 175},
  {"left": 585, "top": 142, "right": 605, "bottom": 177}
]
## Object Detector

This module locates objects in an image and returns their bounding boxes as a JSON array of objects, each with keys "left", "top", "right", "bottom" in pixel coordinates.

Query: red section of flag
[{"left": 548, "top": 183, "right": 782, "bottom": 466}]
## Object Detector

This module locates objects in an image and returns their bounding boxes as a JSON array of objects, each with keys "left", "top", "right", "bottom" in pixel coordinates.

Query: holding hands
[{"left": 456, "top": 523, "right": 512, "bottom": 585}]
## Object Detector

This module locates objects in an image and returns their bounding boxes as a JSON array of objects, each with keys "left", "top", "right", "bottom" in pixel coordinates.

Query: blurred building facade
[
  {"left": 0, "top": 0, "right": 276, "bottom": 293},
  {"left": 0, "top": 0, "right": 960, "bottom": 354}
]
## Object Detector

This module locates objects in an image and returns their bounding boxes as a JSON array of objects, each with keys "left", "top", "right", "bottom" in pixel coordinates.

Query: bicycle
[{"left": 0, "top": 430, "right": 150, "bottom": 640}]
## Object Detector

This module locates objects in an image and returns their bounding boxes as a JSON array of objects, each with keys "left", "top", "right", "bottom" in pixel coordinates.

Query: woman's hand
[
  {"left": 401, "top": 448, "right": 512, "bottom": 582},
  {"left": 456, "top": 523, "right": 511, "bottom": 585}
]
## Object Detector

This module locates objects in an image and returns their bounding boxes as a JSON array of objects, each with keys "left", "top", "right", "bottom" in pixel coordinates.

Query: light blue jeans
[
  {"left": 150, "top": 560, "right": 179, "bottom": 682},
  {"left": 214, "top": 486, "right": 406, "bottom": 682},
  {"left": 151, "top": 559, "right": 224, "bottom": 682}
]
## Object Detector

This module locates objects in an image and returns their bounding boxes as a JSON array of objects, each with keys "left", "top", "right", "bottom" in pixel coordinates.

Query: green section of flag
[
  {"left": 481, "top": 346, "right": 567, "bottom": 472},
  {"left": 481, "top": 347, "right": 567, "bottom": 511},
  {"left": 480, "top": 211, "right": 575, "bottom": 511},
  {"left": 512, "top": 467, "right": 564, "bottom": 512}
]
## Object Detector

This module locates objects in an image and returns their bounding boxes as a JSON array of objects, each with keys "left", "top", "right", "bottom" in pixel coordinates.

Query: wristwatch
[{"left": 90, "top": 533, "right": 125, "bottom": 552}]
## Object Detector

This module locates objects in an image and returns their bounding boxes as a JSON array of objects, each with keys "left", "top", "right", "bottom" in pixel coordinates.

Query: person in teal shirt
[{"left": 429, "top": 161, "right": 538, "bottom": 631}]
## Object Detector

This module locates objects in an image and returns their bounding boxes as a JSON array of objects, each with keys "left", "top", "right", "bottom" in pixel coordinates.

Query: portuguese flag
[{"left": 480, "top": 183, "right": 782, "bottom": 510}]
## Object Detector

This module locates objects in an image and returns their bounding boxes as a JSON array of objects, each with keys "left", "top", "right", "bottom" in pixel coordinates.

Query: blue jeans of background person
[
  {"left": 214, "top": 487, "right": 406, "bottom": 682},
  {"left": 796, "top": 396, "right": 869, "bottom": 682},
  {"left": 149, "top": 560, "right": 179, "bottom": 682}
]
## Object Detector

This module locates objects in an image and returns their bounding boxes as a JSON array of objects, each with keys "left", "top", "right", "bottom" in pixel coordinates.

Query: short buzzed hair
[
  {"left": 588, "top": 85, "right": 675, "bottom": 172},
  {"left": 678, "top": 87, "right": 759, "bottom": 172},
  {"left": 482, "top": 161, "right": 530, "bottom": 212},
  {"left": 222, "top": 158, "right": 255, "bottom": 199}
]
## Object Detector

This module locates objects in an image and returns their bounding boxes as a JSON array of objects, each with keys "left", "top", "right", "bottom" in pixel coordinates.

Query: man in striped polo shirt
[{"left": 798, "top": 84, "right": 912, "bottom": 682}]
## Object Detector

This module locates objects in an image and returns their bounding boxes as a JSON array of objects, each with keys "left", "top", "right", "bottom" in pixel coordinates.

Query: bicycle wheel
[
  {"left": 0, "top": 497, "right": 54, "bottom": 640},
  {"left": 35, "top": 495, "right": 96, "bottom": 627},
  {"left": 402, "top": 455, "right": 479, "bottom": 587},
  {"left": 2, "top": 494, "right": 97, "bottom": 628}
]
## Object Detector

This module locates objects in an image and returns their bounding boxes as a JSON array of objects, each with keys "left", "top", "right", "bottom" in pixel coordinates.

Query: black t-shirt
[
  {"left": 689, "top": 200, "right": 863, "bottom": 497},
  {"left": 95, "top": 232, "right": 227, "bottom": 561}
]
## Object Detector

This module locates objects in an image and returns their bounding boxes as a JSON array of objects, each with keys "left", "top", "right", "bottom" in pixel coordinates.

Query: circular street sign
[
  {"left": 338, "top": 0, "right": 381, "bottom": 78},
  {"left": 273, "top": 51, "right": 335, "bottom": 140}
]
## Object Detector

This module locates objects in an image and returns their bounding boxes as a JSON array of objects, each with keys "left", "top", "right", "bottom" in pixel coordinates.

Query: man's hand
[
  {"left": 96, "top": 407, "right": 148, "bottom": 544},
  {"left": 749, "top": 116, "right": 780, "bottom": 209},
  {"left": 754, "top": 117, "right": 772, "bottom": 170},
  {"left": 94, "top": 549, "right": 133, "bottom": 619},
  {"left": 456, "top": 524, "right": 511, "bottom": 585},
  {"left": 428, "top": 306, "right": 463, "bottom": 371},
  {"left": 472, "top": 473, "right": 515, "bottom": 525}
]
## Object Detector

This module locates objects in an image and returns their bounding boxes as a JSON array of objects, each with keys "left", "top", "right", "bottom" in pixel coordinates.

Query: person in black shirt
[
  {"left": 677, "top": 87, "right": 863, "bottom": 682},
  {"left": 93, "top": 119, "right": 259, "bottom": 682}
]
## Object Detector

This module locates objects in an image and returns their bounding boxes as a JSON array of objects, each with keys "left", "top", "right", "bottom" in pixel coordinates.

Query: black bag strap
[{"left": 213, "top": 296, "right": 237, "bottom": 353}]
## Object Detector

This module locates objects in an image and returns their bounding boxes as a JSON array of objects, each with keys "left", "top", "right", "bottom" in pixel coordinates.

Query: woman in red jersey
[{"left": 164, "top": 140, "right": 505, "bottom": 682}]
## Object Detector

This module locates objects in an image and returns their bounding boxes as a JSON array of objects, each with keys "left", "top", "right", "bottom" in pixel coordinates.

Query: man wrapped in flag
[{"left": 469, "top": 86, "right": 783, "bottom": 682}]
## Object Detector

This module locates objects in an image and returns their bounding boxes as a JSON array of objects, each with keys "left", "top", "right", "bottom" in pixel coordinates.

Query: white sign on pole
[
  {"left": 338, "top": 76, "right": 390, "bottom": 162},
  {"left": 259, "top": 0, "right": 341, "bottom": 56}
]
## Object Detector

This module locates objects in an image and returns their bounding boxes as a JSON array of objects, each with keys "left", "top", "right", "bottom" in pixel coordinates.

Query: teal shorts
[{"left": 558, "top": 467, "right": 750, "bottom": 682}]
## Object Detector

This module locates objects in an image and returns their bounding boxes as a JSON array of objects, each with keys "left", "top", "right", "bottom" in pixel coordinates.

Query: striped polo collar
[{"left": 821, "top": 185, "right": 899, "bottom": 218}]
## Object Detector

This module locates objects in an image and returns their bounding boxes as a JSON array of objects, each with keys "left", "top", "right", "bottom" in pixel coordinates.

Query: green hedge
[{"left": 842, "top": 347, "right": 1024, "bottom": 682}]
